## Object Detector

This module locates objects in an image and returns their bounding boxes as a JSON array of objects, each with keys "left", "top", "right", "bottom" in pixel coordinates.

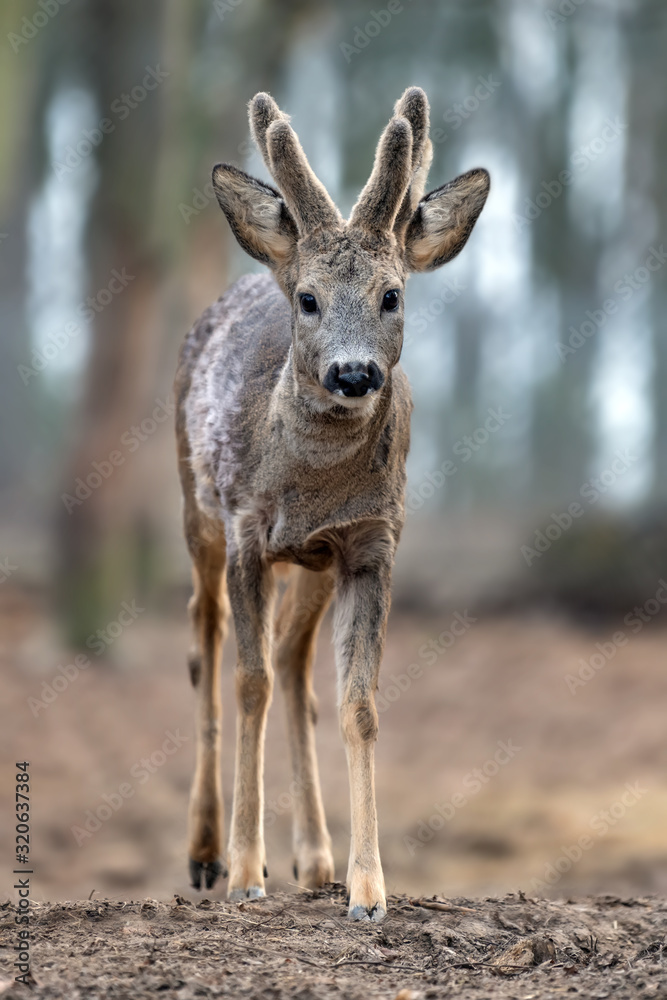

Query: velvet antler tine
[
  {"left": 349, "top": 116, "right": 413, "bottom": 233},
  {"left": 266, "top": 118, "right": 341, "bottom": 235},
  {"left": 393, "top": 87, "right": 433, "bottom": 235}
]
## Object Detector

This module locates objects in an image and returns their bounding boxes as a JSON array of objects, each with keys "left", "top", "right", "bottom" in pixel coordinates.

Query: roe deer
[{"left": 175, "top": 87, "right": 489, "bottom": 921}]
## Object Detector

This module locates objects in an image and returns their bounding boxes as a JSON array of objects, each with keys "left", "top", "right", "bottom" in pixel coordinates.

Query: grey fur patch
[{"left": 185, "top": 274, "right": 274, "bottom": 519}]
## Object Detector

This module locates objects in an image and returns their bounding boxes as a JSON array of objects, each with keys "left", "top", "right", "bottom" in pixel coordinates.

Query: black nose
[{"left": 323, "top": 361, "right": 384, "bottom": 398}]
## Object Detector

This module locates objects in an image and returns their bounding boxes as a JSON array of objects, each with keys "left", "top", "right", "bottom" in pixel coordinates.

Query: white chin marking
[
  {"left": 299, "top": 379, "right": 376, "bottom": 414},
  {"left": 331, "top": 389, "right": 376, "bottom": 409}
]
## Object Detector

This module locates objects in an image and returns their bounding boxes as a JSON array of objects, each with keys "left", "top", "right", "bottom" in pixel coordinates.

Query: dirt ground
[
  {"left": 2, "top": 586, "right": 667, "bottom": 994},
  {"left": 2, "top": 887, "right": 667, "bottom": 998}
]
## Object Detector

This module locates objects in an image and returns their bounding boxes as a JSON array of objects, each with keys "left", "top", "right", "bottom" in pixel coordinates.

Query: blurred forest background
[{"left": 1, "top": 0, "right": 667, "bottom": 905}]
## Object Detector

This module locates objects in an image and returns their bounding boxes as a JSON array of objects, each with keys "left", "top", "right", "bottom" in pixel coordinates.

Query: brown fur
[{"left": 175, "top": 87, "right": 489, "bottom": 919}]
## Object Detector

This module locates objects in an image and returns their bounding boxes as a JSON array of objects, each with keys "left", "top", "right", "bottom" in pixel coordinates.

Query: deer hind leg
[
  {"left": 274, "top": 566, "right": 335, "bottom": 889},
  {"left": 186, "top": 515, "right": 228, "bottom": 891}
]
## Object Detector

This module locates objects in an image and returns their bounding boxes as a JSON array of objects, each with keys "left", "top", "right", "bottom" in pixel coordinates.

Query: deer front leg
[
  {"left": 334, "top": 560, "right": 392, "bottom": 922},
  {"left": 274, "top": 566, "right": 335, "bottom": 889},
  {"left": 226, "top": 551, "right": 275, "bottom": 900}
]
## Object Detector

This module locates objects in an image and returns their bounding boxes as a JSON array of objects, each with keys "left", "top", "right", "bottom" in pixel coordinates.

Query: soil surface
[
  {"left": 2, "top": 886, "right": 667, "bottom": 998},
  {"left": 3, "top": 594, "right": 667, "bottom": 904},
  {"left": 3, "top": 589, "right": 667, "bottom": 995}
]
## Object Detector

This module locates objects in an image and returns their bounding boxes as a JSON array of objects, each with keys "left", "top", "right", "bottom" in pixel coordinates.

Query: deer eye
[
  {"left": 382, "top": 289, "right": 399, "bottom": 312},
  {"left": 300, "top": 293, "right": 318, "bottom": 314}
]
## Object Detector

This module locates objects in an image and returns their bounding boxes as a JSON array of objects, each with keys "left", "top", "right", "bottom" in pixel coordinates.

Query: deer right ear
[
  {"left": 404, "top": 168, "right": 490, "bottom": 272},
  {"left": 212, "top": 163, "right": 298, "bottom": 268}
]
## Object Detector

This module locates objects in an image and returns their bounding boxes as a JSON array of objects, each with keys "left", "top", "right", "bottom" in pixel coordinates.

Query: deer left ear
[{"left": 404, "top": 168, "right": 490, "bottom": 272}]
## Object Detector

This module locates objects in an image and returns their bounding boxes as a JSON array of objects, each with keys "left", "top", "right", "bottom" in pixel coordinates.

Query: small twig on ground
[
  {"left": 449, "top": 960, "right": 561, "bottom": 972},
  {"left": 263, "top": 948, "right": 327, "bottom": 970},
  {"left": 283, "top": 881, "right": 316, "bottom": 893},
  {"left": 333, "top": 959, "right": 422, "bottom": 972},
  {"left": 408, "top": 898, "right": 476, "bottom": 914},
  {"left": 250, "top": 906, "right": 290, "bottom": 927}
]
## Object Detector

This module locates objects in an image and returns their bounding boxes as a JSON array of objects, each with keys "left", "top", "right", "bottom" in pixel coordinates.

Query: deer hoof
[
  {"left": 348, "top": 903, "right": 386, "bottom": 922},
  {"left": 189, "top": 857, "right": 226, "bottom": 891},
  {"left": 294, "top": 846, "right": 335, "bottom": 889},
  {"left": 228, "top": 886, "right": 265, "bottom": 901}
]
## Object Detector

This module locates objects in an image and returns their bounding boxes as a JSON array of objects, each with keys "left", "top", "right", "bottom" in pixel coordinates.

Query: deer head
[{"left": 212, "top": 87, "right": 489, "bottom": 411}]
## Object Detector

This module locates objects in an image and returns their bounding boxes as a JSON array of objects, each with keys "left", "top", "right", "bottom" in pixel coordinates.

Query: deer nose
[{"left": 324, "top": 361, "right": 384, "bottom": 398}]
